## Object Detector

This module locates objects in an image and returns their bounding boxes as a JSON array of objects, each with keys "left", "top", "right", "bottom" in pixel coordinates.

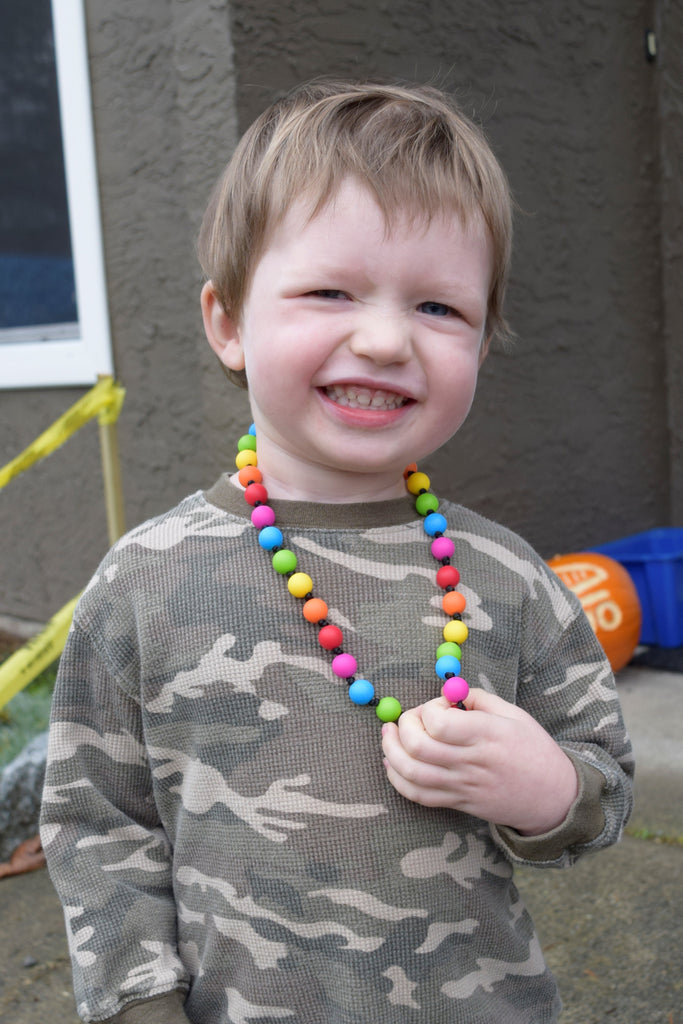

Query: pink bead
[
  {"left": 251, "top": 504, "right": 276, "bottom": 529},
  {"left": 442, "top": 676, "right": 469, "bottom": 704},
  {"left": 332, "top": 653, "right": 357, "bottom": 678},
  {"left": 431, "top": 536, "right": 455, "bottom": 560}
]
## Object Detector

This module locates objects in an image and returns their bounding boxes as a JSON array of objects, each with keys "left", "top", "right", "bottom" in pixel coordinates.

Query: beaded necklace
[{"left": 235, "top": 425, "right": 470, "bottom": 723}]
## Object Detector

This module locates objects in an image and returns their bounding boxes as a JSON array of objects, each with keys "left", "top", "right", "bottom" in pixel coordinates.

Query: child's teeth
[{"left": 326, "top": 385, "right": 405, "bottom": 410}]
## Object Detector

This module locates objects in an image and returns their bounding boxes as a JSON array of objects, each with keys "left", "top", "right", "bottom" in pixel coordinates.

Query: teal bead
[
  {"left": 272, "top": 549, "right": 297, "bottom": 574},
  {"left": 376, "top": 696, "right": 402, "bottom": 722},
  {"left": 248, "top": 422, "right": 257, "bottom": 436}
]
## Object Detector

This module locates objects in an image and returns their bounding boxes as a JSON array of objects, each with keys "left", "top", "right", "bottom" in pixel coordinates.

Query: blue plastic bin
[{"left": 590, "top": 528, "right": 683, "bottom": 648}]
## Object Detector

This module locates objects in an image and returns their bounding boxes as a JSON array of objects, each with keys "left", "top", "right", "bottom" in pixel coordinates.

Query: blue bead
[
  {"left": 435, "top": 654, "right": 461, "bottom": 679},
  {"left": 348, "top": 679, "right": 374, "bottom": 705},
  {"left": 258, "top": 526, "right": 283, "bottom": 550},
  {"left": 248, "top": 423, "right": 256, "bottom": 435},
  {"left": 423, "top": 512, "right": 448, "bottom": 536}
]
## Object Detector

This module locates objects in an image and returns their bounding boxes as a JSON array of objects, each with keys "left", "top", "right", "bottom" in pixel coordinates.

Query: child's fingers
[
  {"left": 461, "top": 688, "right": 520, "bottom": 717},
  {"left": 382, "top": 758, "right": 462, "bottom": 808},
  {"left": 381, "top": 717, "right": 467, "bottom": 804},
  {"left": 382, "top": 712, "right": 457, "bottom": 771},
  {"left": 418, "top": 688, "right": 526, "bottom": 744}
]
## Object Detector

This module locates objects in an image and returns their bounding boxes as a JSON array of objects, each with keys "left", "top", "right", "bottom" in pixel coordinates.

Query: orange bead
[
  {"left": 403, "top": 463, "right": 418, "bottom": 480},
  {"left": 303, "top": 597, "right": 328, "bottom": 623},
  {"left": 442, "top": 591, "right": 466, "bottom": 616},
  {"left": 238, "top": 465, "right": 262, "bottom": 487}
]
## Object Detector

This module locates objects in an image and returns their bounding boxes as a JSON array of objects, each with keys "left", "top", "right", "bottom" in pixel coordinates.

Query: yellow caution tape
[
  {"left": 0, "top": 594, "right": 80, "bottom": 711},
  {"left": 0, "top": 376, "right": 126, "bottom": 490}
]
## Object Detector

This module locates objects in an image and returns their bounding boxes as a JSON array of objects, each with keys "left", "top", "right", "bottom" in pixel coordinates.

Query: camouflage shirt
[{"left": 41, "top": 476, "right": 634, "bottom": 1023}]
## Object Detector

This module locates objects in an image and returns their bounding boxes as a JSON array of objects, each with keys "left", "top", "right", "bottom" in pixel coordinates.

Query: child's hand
[{"left": 381, "top": 690, "right": 579, "bottom": 835}]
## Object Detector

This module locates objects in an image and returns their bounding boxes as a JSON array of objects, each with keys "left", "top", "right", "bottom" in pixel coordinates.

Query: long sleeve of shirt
[
  {"left": 490, "top": 575, "right": 634, "bottom": 865},
  {"left": 41, "top": 616, "right": 191, "bottom": 1020}
]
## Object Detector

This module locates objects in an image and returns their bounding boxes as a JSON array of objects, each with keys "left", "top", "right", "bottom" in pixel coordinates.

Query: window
[{"left": 0, "top": 0, "right": 112, "bottom": 388}]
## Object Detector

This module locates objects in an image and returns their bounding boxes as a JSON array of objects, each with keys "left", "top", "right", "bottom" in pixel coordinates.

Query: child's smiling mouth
[{"left": 323, "top": 384, "right": 410, "bottom": 411}]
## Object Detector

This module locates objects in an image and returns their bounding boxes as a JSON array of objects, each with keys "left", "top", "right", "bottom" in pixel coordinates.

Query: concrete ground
[{"left": 0, "top": 664, "right": 681, "bottom": 1024}]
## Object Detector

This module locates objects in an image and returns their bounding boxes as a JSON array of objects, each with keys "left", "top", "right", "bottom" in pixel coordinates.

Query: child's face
[{"left": 203, "top": 177, "right": 492, "bottom": 501}]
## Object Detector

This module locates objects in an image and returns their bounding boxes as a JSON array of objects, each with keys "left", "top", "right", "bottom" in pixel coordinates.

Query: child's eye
[
  {"left": 418, "top": 301, "right": 458, "bottom": 318},
  {"left": 309, "top": 289, "right": 347, "bottom": 300}
]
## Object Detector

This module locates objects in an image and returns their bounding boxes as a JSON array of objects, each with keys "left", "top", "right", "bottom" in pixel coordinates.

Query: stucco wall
[
  {"left": 1, "top": 0, "right": 249, "bottom": 620},
  {"left": 0, "top": 0, "right": 675, "bottom": 623},
  {"left": 658, "top": 0, "right": 683, "bottom": 524}
]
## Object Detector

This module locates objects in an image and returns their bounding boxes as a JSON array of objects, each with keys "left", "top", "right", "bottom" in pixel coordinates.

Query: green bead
[
  {"left": 415, "top": 492, "right": 439, "bottom": 515},
  {"left": 237, "top": 433, "right": 258, "bottom": 451},
  {"left": 376, "top": 696, "right": 402, "bottom": 722},
  {"left": 436, "top": 641, "right": 462, "bottom": 661},
  {"left": 272, "top": 549, "right": 297, "bottom": 574}
]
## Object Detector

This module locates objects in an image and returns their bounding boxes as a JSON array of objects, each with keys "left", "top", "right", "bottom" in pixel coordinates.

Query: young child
[{"left": 41, "top": 80, "right": 634, "bottom": 1024}]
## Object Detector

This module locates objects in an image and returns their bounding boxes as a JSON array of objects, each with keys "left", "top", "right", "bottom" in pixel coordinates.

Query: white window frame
[{"left": 0, "top": 0, "right": 113, "bottom": 389}]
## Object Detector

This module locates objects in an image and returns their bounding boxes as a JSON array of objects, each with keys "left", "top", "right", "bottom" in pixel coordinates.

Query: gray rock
[{"left": 0, "top": 731, "right": 48, "bottom": 861}]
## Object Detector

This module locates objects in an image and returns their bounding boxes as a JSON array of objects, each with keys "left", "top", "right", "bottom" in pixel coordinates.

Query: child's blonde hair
[{"left": 198, "top": 79, "right": 513, "bottom": 387}]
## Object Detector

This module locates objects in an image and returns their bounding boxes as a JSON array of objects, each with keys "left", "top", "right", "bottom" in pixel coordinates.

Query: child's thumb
[{"left": 463, "top": 687, "right": 518, "bottom": 718}]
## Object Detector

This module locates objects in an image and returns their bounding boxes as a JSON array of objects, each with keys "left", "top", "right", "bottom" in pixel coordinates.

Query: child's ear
[{"left": 201, "top": 281, "right": 245, "bottom": 372}]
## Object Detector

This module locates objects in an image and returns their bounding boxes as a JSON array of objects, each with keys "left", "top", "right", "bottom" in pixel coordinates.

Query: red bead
[
  {"left": 436, "top": 565, "right": 460, "bottom": 589},
  {"left": 244, "top": 483, "right": 268, "bottom": 507},
  {"left": 318, "top": 624, "right": 343, "bottom": 650}
]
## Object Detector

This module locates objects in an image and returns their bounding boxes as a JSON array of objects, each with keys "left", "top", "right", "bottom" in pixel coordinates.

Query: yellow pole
[
  {"left": 98, "top": 415, "right": 126, "bottom": 546},
  {"left": 96, "top": 374, "right": 126, "bottom": 545}
]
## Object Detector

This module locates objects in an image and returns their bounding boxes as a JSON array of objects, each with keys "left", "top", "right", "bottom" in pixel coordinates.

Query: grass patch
[
  {"left": 0, "top": 657, "right": 59, "bottom": 770},
  {"left": 625, "top": 825, "right": 683, "bottom": 846}
]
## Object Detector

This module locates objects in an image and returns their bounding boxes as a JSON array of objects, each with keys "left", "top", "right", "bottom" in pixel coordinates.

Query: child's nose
[{"left": 348, "top": 308, "right": 412, "bottom": 365}]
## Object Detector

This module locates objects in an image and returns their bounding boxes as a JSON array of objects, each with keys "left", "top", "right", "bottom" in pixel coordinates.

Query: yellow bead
[
  {"left": 235, "top": 449, "right": 258, "bottom": 469},
  {"left": 405, "top": 471, "right": 431, "bottom": 495},
  {"left": 443, "top": 619, "right": 468, "bottom": 644},
  {"left": 288, "top": 572, "right": 313, "bottom": 598}
]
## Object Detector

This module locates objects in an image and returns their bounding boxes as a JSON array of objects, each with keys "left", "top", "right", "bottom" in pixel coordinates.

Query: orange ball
[
  {"left": 547, "top": 552, "right": 642, "bottom": 673},
  {"left": 238, "top": 465, "right": 262, "bottom": 487},
  {"left": 303, "top": 598, "right": 328, "bottom": 623},
  {"left": 442, "top": 591, "right": 466, "bottom": 616}
]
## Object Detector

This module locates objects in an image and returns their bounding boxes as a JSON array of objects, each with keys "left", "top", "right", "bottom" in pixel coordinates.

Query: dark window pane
[{"left": 0, "top": 0, "right": 78, "bottom": 329}]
